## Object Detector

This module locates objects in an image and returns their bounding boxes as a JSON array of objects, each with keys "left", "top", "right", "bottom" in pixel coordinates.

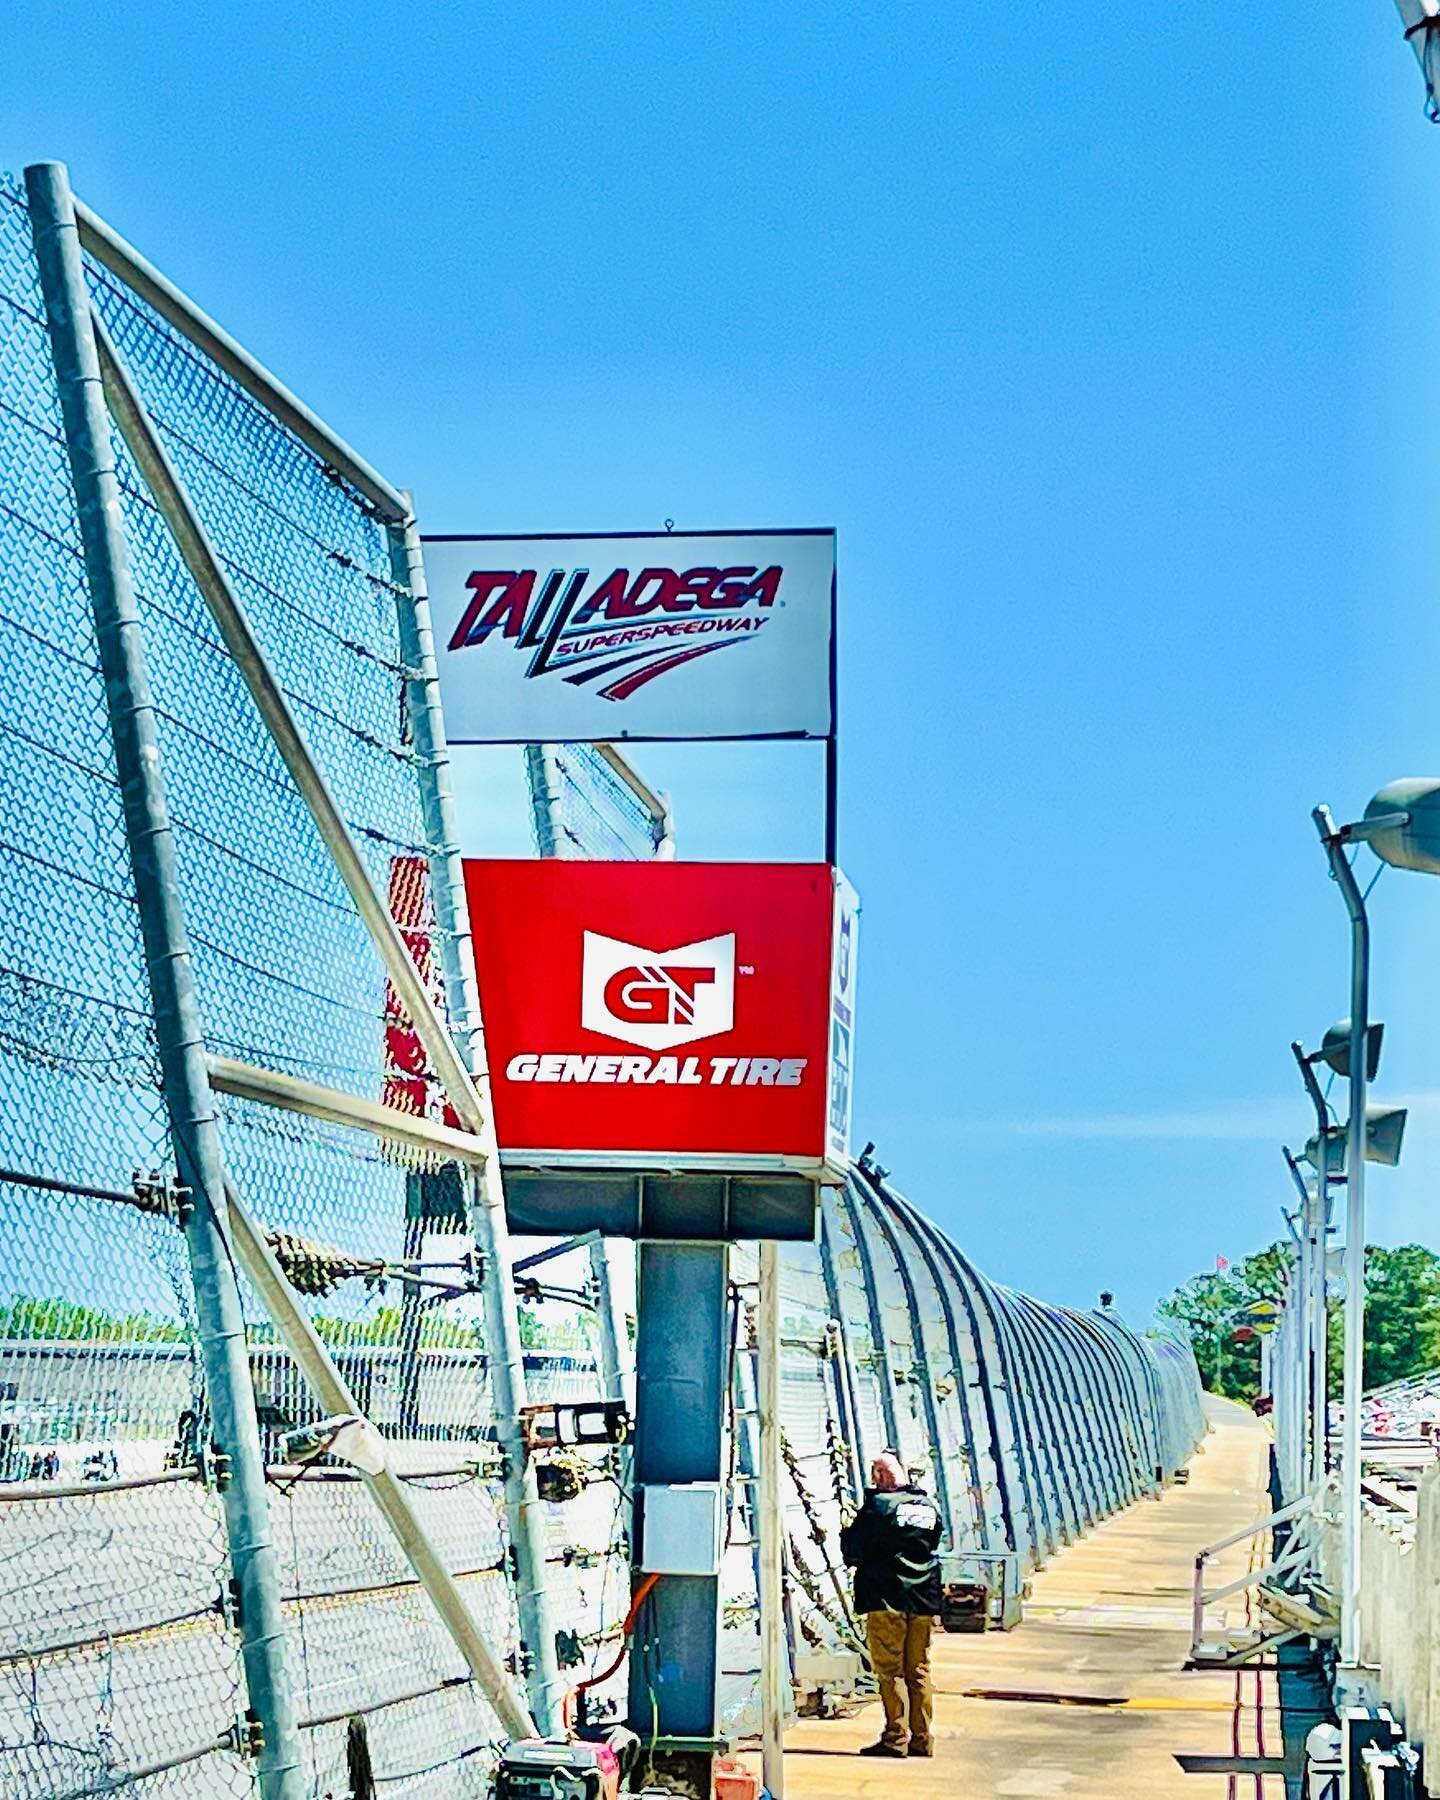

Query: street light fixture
[
  {"left": 1288, "top": 1018, "right": 1376, "bottom": 1506},
  {"left": 1390, "top": 0, "right": 1440, "bottom": 119},
  {"left": 1311, "top": 784, "right": 1438, "bottom": 1687},
  {"left": 1317, "top": 1020, "right": 1384, "bottom": 1083}
]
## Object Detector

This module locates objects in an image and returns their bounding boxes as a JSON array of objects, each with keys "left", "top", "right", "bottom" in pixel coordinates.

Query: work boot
[
  {"left": 859, "top": 1741, "right": 907, "bottom": 1758},
  {"left": 908, "top": 1739, "right": 935, "bottom": 1758}
]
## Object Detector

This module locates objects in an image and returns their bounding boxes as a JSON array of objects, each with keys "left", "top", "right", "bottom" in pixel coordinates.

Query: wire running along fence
[{"left": 0, "top": 160, "right": 1205, "bottom": 1800}]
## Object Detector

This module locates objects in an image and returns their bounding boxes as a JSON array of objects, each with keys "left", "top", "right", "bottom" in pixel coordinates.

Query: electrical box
[{"left": 638, "top": 1482, "right": 723, "bottom": 1576}]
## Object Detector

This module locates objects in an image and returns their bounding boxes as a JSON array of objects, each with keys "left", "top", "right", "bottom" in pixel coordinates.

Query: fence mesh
[
  {"left": 94, "top": 220, "right": 526, "bottom": 1791},
  {"left": 1, "top": 162, "right": 1206, "bottom": 1797},
  {"left": 0, "top": 168, "right": 547, "bottom": 1796},
  {"left": 526, "top": 742, "right": 668, "bottom": 862},
  {"left": 0, "top": 173, "right": 256, "bottom": 1800}
]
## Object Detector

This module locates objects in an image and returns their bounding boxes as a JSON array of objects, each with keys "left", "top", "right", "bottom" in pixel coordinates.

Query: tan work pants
[{"left": 866, "top": 1610, "right": 934, "bottom": 1750}]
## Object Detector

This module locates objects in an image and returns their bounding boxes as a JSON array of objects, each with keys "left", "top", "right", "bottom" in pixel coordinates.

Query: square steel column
[{"left": 628, "top": 1240, "right": 730, "bottom": 1790}]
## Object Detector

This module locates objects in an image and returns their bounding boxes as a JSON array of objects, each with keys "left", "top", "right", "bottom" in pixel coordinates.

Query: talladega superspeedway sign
[
  {"left": 423, "top": 529, "right": 835, "bottom": 743},
  {"left": 463, "top": 859, "right": 857, "bottom": 1177}
]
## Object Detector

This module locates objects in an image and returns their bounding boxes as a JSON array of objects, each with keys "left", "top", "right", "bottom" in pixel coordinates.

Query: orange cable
[{"left": 562, "top": 1572, "right": 662, "bottom": 1732}]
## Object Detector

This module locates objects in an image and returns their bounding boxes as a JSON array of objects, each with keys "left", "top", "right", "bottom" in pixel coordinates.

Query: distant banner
[{"left": 423, "top": 529, "right": 835, "bottom": 742}]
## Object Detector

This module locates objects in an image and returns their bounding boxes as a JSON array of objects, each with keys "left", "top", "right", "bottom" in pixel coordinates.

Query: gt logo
[
  {"left": 604, "top": 964, "right": 715, "bottom": 1027},
  {"left": 582, "top": 930, "right": 735, "bottom": 1050}
]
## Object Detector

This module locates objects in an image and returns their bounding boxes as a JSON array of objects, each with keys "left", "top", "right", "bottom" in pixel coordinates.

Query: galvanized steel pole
[
  {"left": 1312, "top": 1152, "right": 1330, "bottom": 1490},
  {"left": 90, "top": 316, "right": 489, "bottom": 1147},
  {"left": 758, "top": 1240, "right": 787, "bottom": 1797},
  {"left": 1292, "top": 1188, "right": 1312, "bottom": 1499},
  {"left": 24, "top": 160, "right": 301, "bottom": 1799},
  {"left": 524, "top": 744, "right": 565, "bottom": 858},
  {"left": 1313, "top": 806, "right": 1369, "bottom": 1673},
  {"left": 1290, "top": 1048, "right": 1333, "bottom": 1499},
  {"left": 589, "top": 1238, "right": 635, "bottom": 1423},
  {"left": 815, "top": 1204, "right": 867, "bottom": 1505},
  {"left": 389, "top": 514, "right": 563, "bottom": 1731},
  {"left": 518, "top": 736, "right": 636, "bottom": 1487},
  {"left": 73, "top": 197, "right": 408, "bottom": 521},
  {"left": 97, "top": 307, "right": 562, "bottom": 1720}
]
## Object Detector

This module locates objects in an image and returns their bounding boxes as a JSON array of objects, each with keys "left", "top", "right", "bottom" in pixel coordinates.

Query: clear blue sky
[{"left": 9, "top": 3, "right": 1440, "bottom": 1321}]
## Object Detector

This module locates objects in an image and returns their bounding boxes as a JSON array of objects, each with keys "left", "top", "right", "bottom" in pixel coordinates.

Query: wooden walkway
[{"left": 744, "top": 1396, "right": 1286, "bottom": 1798}]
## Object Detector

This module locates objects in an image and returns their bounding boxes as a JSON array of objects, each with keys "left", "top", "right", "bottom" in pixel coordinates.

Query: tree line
[{"left": 1157, "top": 1242, "right": 1440, "bottom": 1402}]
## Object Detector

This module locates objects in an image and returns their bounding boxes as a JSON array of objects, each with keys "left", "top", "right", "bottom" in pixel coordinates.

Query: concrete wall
[{"left": 1330, "top": 1467, "right": 1440, "bottom": 1754}]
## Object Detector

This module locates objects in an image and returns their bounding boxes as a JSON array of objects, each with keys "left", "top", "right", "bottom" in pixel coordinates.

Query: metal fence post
[
  {"left": 851, "top": 1176, "right": 957, "bottom": 1537},
  {"left": 758, "top": 1239, "right": 788, "bottom": 1797},
  {"left": 833, "top": 1176, "right": 901, "bottom": 1448},
  {"left": 588, "top": 1239, "right": 633, "bottom": 1412},
  {"left": 524, "top": 744, "right": 565, "bottom": 857},
  {"left": 388, "top": 514, "right": 562, "bottom": 1732},
  {"left": 520, "top": 727, "right": 637, "bottom": 1484},
  {"left": 816, "top": 1202, "right": 866, "bottom": 1503},
  {"left": 24, "top": 159, "right": 302, "bottom": 1799}
]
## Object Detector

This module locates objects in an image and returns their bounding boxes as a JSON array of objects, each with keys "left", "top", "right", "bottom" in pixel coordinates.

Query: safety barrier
[
  {"left": 0, "top": 160, "right": 1206, "bottom": 1796},
  {"left": 1304, "top": 1461, "right": 1440, "bottom": 1761},
  {"left": 713, "top": 1161, "right": 1206, "bottom": 1733},
  {"left": 0, "top": 162, "right": 566, "bottom": 1797}
]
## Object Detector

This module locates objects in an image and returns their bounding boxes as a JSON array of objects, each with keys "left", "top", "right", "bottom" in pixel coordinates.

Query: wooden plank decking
[{"left": 742, "top": 1396, "right": 1286, "bottom": 1799}]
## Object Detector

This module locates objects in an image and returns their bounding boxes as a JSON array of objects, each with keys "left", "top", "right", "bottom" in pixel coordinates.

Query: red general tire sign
[{"left": 463, "top": 860, "right": 857, "bottom": 1176}]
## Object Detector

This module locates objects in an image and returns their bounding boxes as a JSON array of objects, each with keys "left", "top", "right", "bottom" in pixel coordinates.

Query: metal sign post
[
  {"left": 758, "top": 1239, "right": 787, "bottom": 1798},
  {"left": 627, "top": 1240, "right": 732, "bottom": 1791}
]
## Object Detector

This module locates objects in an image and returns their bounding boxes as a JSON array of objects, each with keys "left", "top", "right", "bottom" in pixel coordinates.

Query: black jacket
[{"left": 839, "top": 1484, "right": 943, "bottom": 1615}]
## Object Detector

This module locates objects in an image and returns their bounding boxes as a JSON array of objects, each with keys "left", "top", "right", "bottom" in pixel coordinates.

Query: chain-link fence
[
  {"left": 0, "top": 170, "right": 258, "bottom": 1800},
  {"left": 0, "top": 164, "right": 563, "bottom": 1797},
  {"left": 1, "top": 159, "right": 1205, "bottom": 1799},
  {"left": 711, "top": 1168, "right": 1205, "bottom": 1738},
  {"left": 524, "top": 742, "right": 672, "bottom": 862}
]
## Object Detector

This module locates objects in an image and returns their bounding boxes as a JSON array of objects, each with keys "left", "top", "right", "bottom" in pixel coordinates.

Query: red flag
[{"left": 1216, "top": 1255, "right": 1229, "bottom": 1271}]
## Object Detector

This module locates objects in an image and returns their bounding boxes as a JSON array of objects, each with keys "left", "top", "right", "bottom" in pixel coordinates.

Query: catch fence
[
  {"left": 0, "top": 161, "right": 561, "bottom": 1798},
  {"left": 0, "top": 159, "right": 1204, "bottom": 1800}
]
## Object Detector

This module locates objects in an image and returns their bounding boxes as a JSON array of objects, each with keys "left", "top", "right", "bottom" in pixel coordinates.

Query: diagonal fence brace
[
  {"left": 89, "top": 304, "right": 488, "bottom": 1146},
  {"left": 90, "top": 297, "right": 561, "bottom": 1731},
  {"left": 222, "top": 1171, "right": 536, "bottom": 1741}
]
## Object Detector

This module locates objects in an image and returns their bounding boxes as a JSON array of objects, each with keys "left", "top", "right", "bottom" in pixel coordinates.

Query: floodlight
[
  {"left": 1318, "top": 1019, "right": 1383, "bottom": 1083},
  {"left": 1364, "top": 779, "right": 1440, "bottom": 874}
]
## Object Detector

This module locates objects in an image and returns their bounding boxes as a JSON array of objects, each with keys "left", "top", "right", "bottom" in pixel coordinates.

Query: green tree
[
  {"left": 1158, "top": 1241, "right": 1440, "bottom": 1401},
  {"left": 0, "top": 1294, "right": 184, "bottom": 1342},
  {"left": 1323, "top": 1244, "right": 1440, "bottom": 1391},
  {"left": 1157, "top": 1243, "right": 1288, "bottom": 1402}
]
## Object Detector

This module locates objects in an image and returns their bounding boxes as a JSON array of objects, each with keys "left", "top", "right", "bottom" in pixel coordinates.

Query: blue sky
[{"left": 8, "top": 3, "right": 1440, "bottom": 1320}]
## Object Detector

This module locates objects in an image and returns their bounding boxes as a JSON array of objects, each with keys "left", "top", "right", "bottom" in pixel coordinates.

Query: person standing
[{"left": 840, "top": 1450, "right": 943, "bottom": 1758}]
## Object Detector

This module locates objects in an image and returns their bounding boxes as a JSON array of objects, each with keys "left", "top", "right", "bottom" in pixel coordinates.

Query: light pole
[
  {"left": 1277, "top": 1137, "right": 1315, "bottom": 1503},
  {"left": 1310, "top": 791, "right": 1423, "bottom": 1683},
  {"left": 1287, "top": 1022, "right": 1379, "bottom": 1503},
  {"left": 1281, "top": 1144, "right": 1321, "bottom": 1500}
]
